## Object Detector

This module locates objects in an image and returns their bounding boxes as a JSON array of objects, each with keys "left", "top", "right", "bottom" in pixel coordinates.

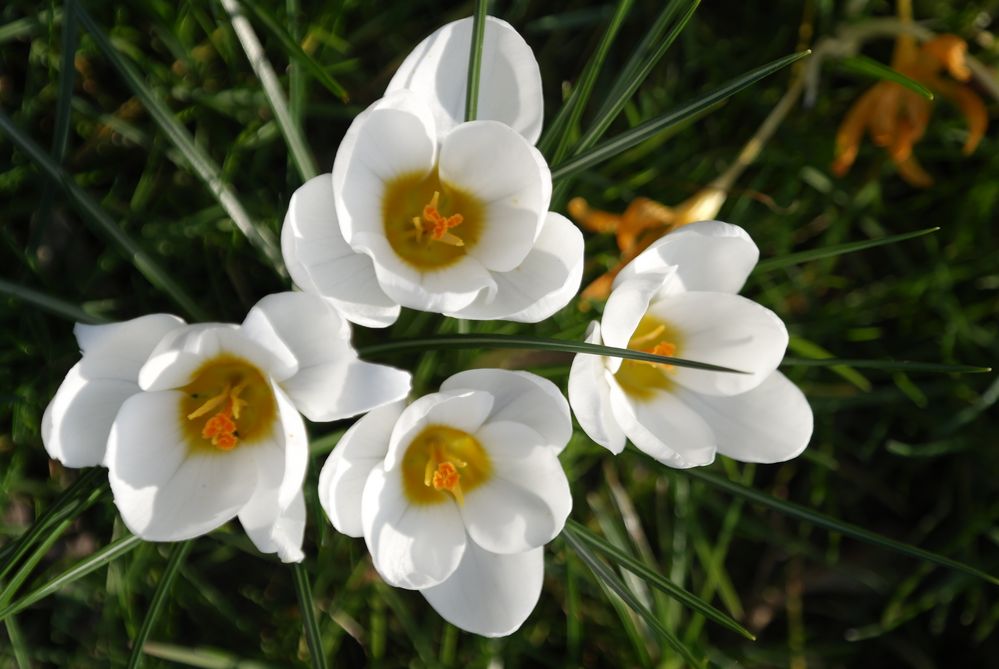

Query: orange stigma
[
  {"left": 412, "top": 191, "right": 464, "bottom": 246},
  {"left": 188, "top": 383, "right": 248, "bottom": 450},
  {"left": 422, "top": 449, "right": 467, "bottom": 505},
  {"left": 647, "top": 341, "right": 677, "bottom": 369}
]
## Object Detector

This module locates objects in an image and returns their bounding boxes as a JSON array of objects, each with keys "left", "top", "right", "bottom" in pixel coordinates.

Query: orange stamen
[
  {"left": 644, "top": 341, "right": 678, "bottom": 371},
  {"left": 189, "top": 384, "right": 248, "bottom": 450},
  {"left": 412, "top": 191, "right": 464, "bottom": 246}
]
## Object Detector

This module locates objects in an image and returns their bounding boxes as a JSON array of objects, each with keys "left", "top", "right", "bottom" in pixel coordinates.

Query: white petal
[
  {"left": 384, "top": 390, "right": 494, "bottom": 469},
  {"left": 362, "top": 463, "right": 466, "bottom": 589},
  {"left": 333, "top": 91, "right": 437, "bottom": 246},
  {"left": 440, "top": 368, "right": 571, "bottom": 453},
  {"left": 678, "top": 372, "right": 813, "bottom": 463},
  {"left": 650, "top": 291, "right": 788, "bottom": 396},
  {"left": 107, "top": 391, "right": 259, "bottom": 540},
  {"left": 608, "top": 382, "right": 716, "bottom": 468},
  {"left": 281, "top": 174, "right": 400, "bottom": 328},
  {"left": 139, "top": 324, "right": 297, "bottom": 391},
  {"left": 386, "top": 16, "right": 544, "bottom": 143},
  {"left": 74, "top": 314, "right": 186, "bottom": 379},
  {"left": 242, "top": 292, "right": 411, "bottom": 421},
  {"left": 318, "top": 402, "right": 403, "bottom": 538},
  {"left": 601, "top": 271, "right": 677, "bottom": 373},
  {"left": 239, "top": 488, "right": 306, "bottom": 563},
  {"left": 420, "top": 543, "right": 543, "bottom": 638},
  {"left": 438, "top": 121, "right": 550, "bottom": 272},
  {"left": 614, "top": 220, "right": 759, "bottom": 294},
  {"left": 447, "top": 212, "right": 583, "bottom": 322},
  {"left": 462, "top": 421, "right": 571, "bottom": 554},
  {"left": 567, "top": 322, "right": 626, "bottom": 454}
]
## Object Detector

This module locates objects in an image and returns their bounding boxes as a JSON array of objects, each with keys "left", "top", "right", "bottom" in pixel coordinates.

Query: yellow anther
[{"left": 186, "top": 379, "right": 252, "bottom": 450}]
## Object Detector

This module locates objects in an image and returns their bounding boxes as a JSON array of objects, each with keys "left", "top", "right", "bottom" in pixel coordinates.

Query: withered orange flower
[
  {"left": 568, "top": 187, "right": 724, "bottom": 303},
  {"left": 832, "top": 33, "right": 988, "bottom": 187}
]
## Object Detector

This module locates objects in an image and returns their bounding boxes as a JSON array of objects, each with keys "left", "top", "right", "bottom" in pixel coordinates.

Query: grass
[{"left": 1, "top": 0, "right": 997, "bottom": 667}]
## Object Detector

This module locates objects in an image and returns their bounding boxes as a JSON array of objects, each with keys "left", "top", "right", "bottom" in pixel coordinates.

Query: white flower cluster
[{"left": 42, "top": 16, "right": 812, "bottom": 639}]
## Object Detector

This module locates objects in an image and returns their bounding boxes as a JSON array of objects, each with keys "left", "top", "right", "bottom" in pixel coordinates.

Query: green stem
[
  {"left": 292, "top": 563, "right": 328, "bottom": 669},
  {"left": 464, "top": 0, "right": 488, "bottom": 122}
]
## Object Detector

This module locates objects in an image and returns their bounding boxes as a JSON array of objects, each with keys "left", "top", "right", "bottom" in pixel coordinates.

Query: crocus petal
[
  {"left": 446, "top": 212, "right": 583, "bottom": 322},
  {"left": 107, "top": 391, "right": 259, "bottom": 540},
  {"left": 384, "top": 390, "right": 494, "bottom": 469},
  {"left": 648, "top": 291, "right": 788, "bottom": 396},
  {"left": 385, "top": 16, "right": 544, "bottom": 143},
  {"left": 362, "top": 463, "right": 466, "bottom": 589},
  {"left": 281, "top": 174, "right": 400, "bottom": 328},
  {"left": 608, "top": 382, "right": 716, "bottom": 468},
  {"left": 568, "top": 322, "right": 627, "bottom": 454},
  {"left": 333, "top": 91, "right": 438, "bottom": 246},
  {"left": 239, "top": 488, "right": 306, "bottom": 563},
  {"left": 42, "top": 314, "right": 185, "bottom": 468},
  {"left": 319, "top": 402, "right": 403, "bottom": 538},
  {"left": 250, "top": 383, "right": 309, "bottom": 509},
  {"left": 438, "top": 121, "right": 550, "bottom": 272},
  {"left": 461, "top": 421, "right": 571, "bottom": 554},
  {"left": 601, "top": 271, "right": 676, "bottom": 373},
  {"left": 613, "top": 221, "right": 760, "bottom": 295},
  {"left": 242, "top": 292, "right": 411, "bottom": 421},
  {"left": 440, "top": 368, "right": 571, "bottom": 453},
  {"left": 677, "top": 371, "right": 813, "bottom": 463},
  {"left": 420, "top": 543, "right": 543, "bottom": 638}
]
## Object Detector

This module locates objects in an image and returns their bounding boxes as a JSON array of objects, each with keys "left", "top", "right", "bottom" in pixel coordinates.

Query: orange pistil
[
  {"left": 646, "top": 341, "right": 678, "bottom": 370},
  {"left": 412, "top": 191, "right": 465, "bottom": 246},
  {"left": 188, "top": 383, "right": 248, "bottom": 451},
  {"left": 424, "top": 457, "right": 466, "bottom": 505}
]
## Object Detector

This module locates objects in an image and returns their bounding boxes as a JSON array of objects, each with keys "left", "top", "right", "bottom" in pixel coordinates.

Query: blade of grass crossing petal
[
  {"left": 544, "top": 0, "right": 635, "bottom": 163},
  {"left": 358, "top": 334, "right": 749, "bottom": 374},
  {"left": 565, "top": 521, "right": 755, "bottom": 639},
  {"left": 0, "top": 534, "right": 143, "bottom": 622},
  {"left": 74, "top": 6, "right": 285, "bottom": 274},
  {"left": 220, "top": 0, "right": 317, "bottom": 182},
  {"left": 0, "top": 111, "right": 209, "bottom": 320},
  {"left": 680, "top": 468, "right": 999, "bottom": 587},
  {"left": 755, "top": 227, "right": 940, "bottom": 272},
  {"left": 292, "top": 563, "right": 329, "bottom": 669},
  {"left": 564, "top": 530, "right": 705, "bottom": 668},
  {"left": 782, "top": 357, "right": 991, "bottom": 374},
  {"left": 0, "top": 278, "right": 108, "bottom": 324},
  {"left": 464, "top": 0, "right": 488, "bottom": 122},
  {"left": 241, "top": 0, "right": 349, "bottom": 101},
  {"left": 127, "top": 541, "right": 194, "bottom": 669},
  {"left": 838, "top": 54, "right": 934, "bottom": 100},
  {"left": 551, "top": 50, "right": 810, "bottom": 180}
]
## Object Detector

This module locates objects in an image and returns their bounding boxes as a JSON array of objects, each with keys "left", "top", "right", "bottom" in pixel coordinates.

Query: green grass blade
[
  {"left": 541, "top": 0, "right": 635, "bottom": 162},
  {"left": 838, "top": 54, "right": 934, "bottom": 100},
  {"left": 0, "top": 278, "right": 108, "bottom": 324},
  {"left": 564, "top": 520, "right": 755, "bottom": 640},
  {"left": 782, "top": 357, "right": 991, "bottom": 374},
  {"left": 551, "top": 50, "right": 810, "bottom": 181},
  {"left": 292, "top": 563, "right": 328, "bottom": 669},
  {"left": 4, "top": 617, "right": 31, "bottom": 669},
  {"left": 240, "top": 0, "right": 349, "bottom": 101},
  {"left": 0, "top": 110, "right": 209, "bottom": 320},
  {"left": 127, "top": 541, "right": 194, "bottom": 669},
  {"left": 0, "top": 517, "right": 76, "bottom": 609},
  {"left": 755, "top": 227, "right": 940, "bottom": 272},
  {"left": 564, "top": 528, "right": 704, "bottom": 668},
  {"left": 74, "top": 5, "right": 285, "bottom": 275},
  {"left": 0, "top": 534, "right": 143, "bottom": 622},
  {"left": 358, "top": 333, "right": 748, "bottom": 374},
  {"left": 681, "top": 467, "right": 999, "bottom": 587},
  {"left": 51, "top": 0, "right": 78, "bottom": 162},
  {"left": 220, "top": 0, "right": 318, "bottom": 182},
  {"left": 464, "top": 0, "right": 488, "bottom": 122}
]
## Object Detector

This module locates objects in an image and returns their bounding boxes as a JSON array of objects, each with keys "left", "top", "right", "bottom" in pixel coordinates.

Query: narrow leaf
[
  {"left": 0, "top": 278, "right": 108, "bottom": 324},
  {"left": 127, "top": 541, "right": 194, "bottom": 669},
  {"left": 292, "top": 563, "right": 328, "bottom": 669},
  {"left": 0, "top": 534, "right": 143, "bottom": 622},
  {"left": 782, "top": 357, "right": 990, "bottom": 374},
  {"left": 838, "top": 54, "right": 934, "bottom": 100},
  {"left": 565, "top": 521, "right": 755, "bottom": 640},
  {"left": 755, "top": 227, "right": 939, "bottom": 272},
  {"left": 358, "top": 333, "right": 748, "bottom": 374},
  {"left": 681, "top": 467, "right": 999, "bottom": 587},
  {"left": 464, "top": 0, "right": 489, "bottom": 122},
  {"left": 551, "top": 50, "right": 810, "bottom": 180}
]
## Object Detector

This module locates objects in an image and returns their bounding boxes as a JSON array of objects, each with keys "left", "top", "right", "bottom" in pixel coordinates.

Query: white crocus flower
[
  {"left": 42, "top": 292, "right": 411, "bottom": 562},
  {"left": 282, "top": 17, "right": 583, "bottom": 327},
  {"left": 319, "top": 369, "right": 572, "bottom": 637},
  {"left": 568, "top": 221, "right": 813, "bottom": 468}
]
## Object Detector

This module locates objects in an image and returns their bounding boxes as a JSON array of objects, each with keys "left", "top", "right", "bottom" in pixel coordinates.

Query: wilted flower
[
  {"left": 283, "top": 17, "right": 583, "bottom": 326},
  {"left": 568, "top": 221, "right": 813, "bottom": 467},
  {"left": 832, "top": 32, "right": 987, "bottom": 187},
  {"left": 42, "top": 292, "right": 411, "bottom": 562},
  {"left": 319, "top": 369, "right": 572, "bottom": 636}
]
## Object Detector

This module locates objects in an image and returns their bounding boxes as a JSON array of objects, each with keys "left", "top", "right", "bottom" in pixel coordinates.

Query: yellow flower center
[
  {"left": 400, "top": 424, "right": 491, "bottom": 506},
  {"left": 382, "top": 170, "right": 484, "bottom": 270},
  {"left": 614, "top": 315, "right": 685, "bottom": 400},
  {"left": 179, "top": 355, "right": 276, "bottom": 452}
]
